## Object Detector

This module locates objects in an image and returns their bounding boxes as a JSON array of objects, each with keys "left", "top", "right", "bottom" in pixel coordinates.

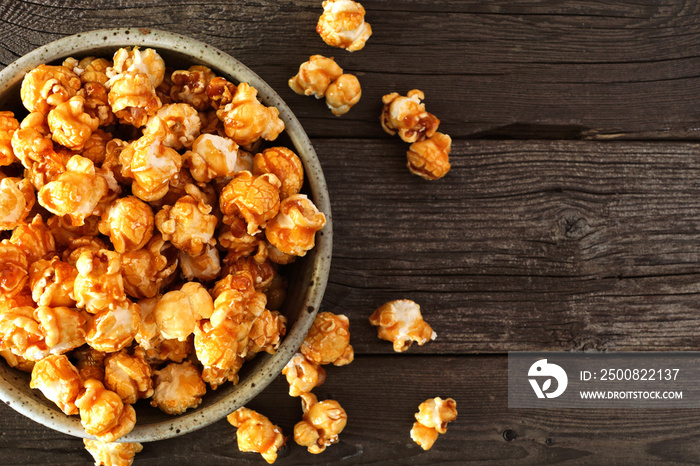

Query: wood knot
[{"left": 561, "top": 214, "right": 590, "bottom": 239}]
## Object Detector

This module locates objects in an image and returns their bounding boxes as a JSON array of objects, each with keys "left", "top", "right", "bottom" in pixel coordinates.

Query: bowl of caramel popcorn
[{"left": 0, "top": 28, "right": 332, "bottom": 442}]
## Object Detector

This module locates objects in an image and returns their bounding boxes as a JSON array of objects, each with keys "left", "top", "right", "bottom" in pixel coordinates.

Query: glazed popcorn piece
[
  {"left": 317, "top": 0, "right": 372, "bottom": 52},
  {"left": 151, "top": 360, "right": 206, "bottom": 415},
  {"left": 381, "top": 89, "right": 440, "bottom": 143},
  {"left": 119, "top": 134, "right": 183, "bottom": 202},
  {"left": 282, "top": 352, "right": 326, "bottom": 397},
  {"left": 107, "top": 72, "right": 162, "bottom": 127},
  {"left": 61, "top": 235, "right": 106, "bottom": 266},
  {"left": 98, "top": 196, "right": 155, "bottom": 253},
  {"left": 85, "top": 299, "right": 141, "bottom": 353},
  {"left": 222, "top": 256, "right": 277, "bottom": 292},
  {"left": 0, "top": 177, "right": 35, "bottom": 230},
  {"left": 11, "top": 112, "right": 53, "bottom": 166},
  {"left": 37, "top": 155, "right": 109, "bottom": 226},
  {"left": 0, "top": 111, "right": 19, "bottom": 166},
  {"left": 294, "top": 393, "right": 347, "bottom": 454},
  {"left": 184, "top": 133, "right": 241, "bottom": 183},
  {"left": 35, "top": 305, "right": 86, "bottom": 355},
  {"left": 179, "top": 245, "right": 221, "bottom": 282},
  {"left": 20, "top": 64, "right": 81, "bottom": 114},
  {"left": 75, "top": 378, "right": 137, "bottom": 442},
  {"left": 64, "top": 56, "right": 112, "bottom": 85},
  {"left": 227, "top": 407, "right": 286, "bottom": 464},
  {"left": 247, "top": 309, "right": 287, "bottom": 355},
  {"left": 219, "top": 171, "right": 281, "bottom": 234},
  {"left": 411, "top": 397, "right": 458, "bottom": 450},
  {"left": 83, "top": 438, "right": 143, "bottom": 466},
  {"left": 0, "top": 240, "right": 29, "bottom": 298},
  {"left": 104, "top": 348, "right": 153, "bottom": 404},
  {"left": 73, "top": 345, "right": 107, "bottom": 382},
  {"left": 369, "top": 299, "right": 437, "bottom": 352},
  {"left": 288, "top": 55, "right": 343, "bottom": 98},
  {"left": 28, "top": 257, "right": 77, "bottom": 307},
  {"left": 108, "top": 47, "right": 166, "bottom": 89},
  {"left": 218, "top": 217, "right": 267, "bottom": 263},
  {"left": 143, "top": 103, "right": 201, "bottom": 150},
  {"left": 325, "top": 74, "right": 361, "bottom": 116},
  {"left": 253, "top": 147, "right": 304, "bottom": 200},
  {"left": 29, "top": 354, "right": 82, "bottom": 415},
  {"left": 79, "top": 82, "right": 115, "bottom": 127},
  {"left": 171, "top": 66, "right": 217, "bottom": 111},
  {"left": 10, "top": 214, "right": 55, "bottom": 263},
  {"left": 215, "top": 81, "right": 285, "bottom": 146},
  {"left": 0, "top": 305, "right": 47, "bottom": 361},
  {"left": 265, "top": 194, "right": 327, "bottom": 257},
  {"left": 154, "top": 281, "right": 214, "bottom": 341},
  {"left": 73, "top": 249, "right": 126, "bottom": 314},
  {"left": 300, "top": 312, "right": 353, "bottom": 366},
  {"left": 155, "top": 184, "right": 218, "bottom": 255},
  {"left": 47, "top": 95, "right": 99, "bottom": 150},
  {"left": 120, "top": 234, "right": 178, "bottom": 299},
  {"left": 206, "top": 76, "right": 237, "bottom": 110},
  {"left": 406, "top": 132, "right": 452, "bottom": 180},
  {"left": 143, "top": 337, "right": 193, "bottom": 366}
]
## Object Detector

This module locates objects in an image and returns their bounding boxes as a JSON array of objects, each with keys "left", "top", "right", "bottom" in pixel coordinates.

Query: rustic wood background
[{"left": 2, "top": 0, "right": 700, "bottom": 464}]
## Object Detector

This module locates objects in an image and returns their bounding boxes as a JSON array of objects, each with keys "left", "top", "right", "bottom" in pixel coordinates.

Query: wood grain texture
[
  {"left": 317, "top": 139, "right": 700, "bottom": 353},
  {"left": 3, "top": 1, "right": 700, "bottom": 139},
  {"left": 3, "top": 355, "right": 700, "bottom": 465}
]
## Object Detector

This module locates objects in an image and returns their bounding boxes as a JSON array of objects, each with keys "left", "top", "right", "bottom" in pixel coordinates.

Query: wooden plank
[
  {"left": 3, "top": 1, "right": 700, "bottom": 139},
  {"left": 314, "top": 139, "right": 700, "bottom": 353},
  {"left": 2, "top": 355, "right": 700, "bottom": 465}
]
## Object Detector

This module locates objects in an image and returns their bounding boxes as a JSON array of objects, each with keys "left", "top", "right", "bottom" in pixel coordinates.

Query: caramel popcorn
[
  {"left": 118, "top": 134, "right": 182, "bottom": 202},
  {"left": 171, "top": 66, "right": 216, "bottom": 111},
  {"left": 29, "top": 354, "right": 82, "bottom": 415},
  {"left": 78, "top": 82, "right": 115, "bottom": 127},
  {"left": 222, "top": 256, "right": 276, "bottom": 292},
  {"left": 47, "top": 95, "right": 99, "bottom": 150},
  {"left": 83, "top": 438, "right": 143, "bottom": 466},
  {"left": 9, "top": 214, "right": 55, "bottom": 263},
  {"left": 253, "top": 147, "right": 303, "bottom": 200},
  {"left": 0, "top": 240, "right": 29, "bottom": 298},
  {"left": 154, "top": 281, "right": 214, "bottom": 341},
  {"left": 85, "top": 300, "right": 141, "bottom": 353},
  {"left": 98, "top": 196, "right": 155, "bottom": 253},
  {"left": 218, "top": 217, "right": 267, "bottom": 263},
  {"left": 64, "top": 56, "right": 112, "bottom": 85},
  {"left": 198, "top": 109, "right": 226, "bottom": 136},
  {"left": 0, "top": 111, "right": 19, "bottom": 166},
  {"left": 406, "top": 132, "right": 452, "bottom": 180},
  {"left": 35, "top": 306, "right": 86, "bottom": 354},
  {"left": 73, "top": 249, "right": 126, "bottom": 314},
  {"left": 294, "top": 393, "right": 347, "bottom": 454},
  {"left": 220, "top": 171, "right": 281, "bottom": 234},
  {"left": 0, "top": 305, "right": 47, "bottom": 361},
  {"left": 61, "top": 235, "right": 106, "bottom": 266},
  {"left": 75, "top": 378, "right": 136, "bottom": 442},
  {"left": 0, "top": 348, "right": 35, "bottom": 372},
  {"left": 381, "top": 89, "right": 440, "bottom": 143},
  {"left": 0, "top": 177, "right": 35, "bottom": 230},
  {"left": 29, "top": 258, "right": 77, "bottom": 307},
  {"left": 37, "top": 155, "right": 108, "bottom": 226},
  {"left": 317, "top": 0, "right": 372, "bottom": 52},
  {"left": 325, "top": 73, "right": 361, "bottom": 116},
  {"left": 227, "top": 407, "right": 285, "bottom": 464},
  {"left": 20, "top": 64, "right": 81, "bottom": 114},
  {"left": 411, "top": 397, "right": 458, "bottom": 450},
  {"left": 143, "top": 103, "right": 201, "bottom": 150},
  {"left": 266, "top": 242, "right": 296, "bottom": 266},
  {"left": 265, "top": 194, "right": 326, "bottom": 257},
  {"left": 206, "top": 76, "right": 238, "bottom": 110},
  {"left": 144, "top": 337, "right": 193, "bottom": 366},
  {"left": 155, "top": 184, "right": 217, "bottom": 255},
  {"left": 282, "top": 352, "right": 326, "bottom": 397},
  {"left": 120, "top": 234, "right": 178, "bottom": 299},
  {"left": 288, "top": 55, "right": 343, "bottom": 99},
  {"left": 179, "top": 245, "right": 221, "bottom": 282},
  {"left": 247, "top": 310, "right": 286, "bottom": 355},
  {"left": 73, "top": 345, "right": 107, "bottom": 382},
  {"left": 104, "top": 348, "right": 153, "bottom": 404},
  {"left": 108, "top": 47, "right": 166, "bottom": 89},
  {"left": 12, "top": 112, "right": 53, "bottom": 167},
  {"left": 151, "top": 360, "right": 206, "bottom": 415},
  {"left": 300, "top": 312, "right": 353, "bottom": 366},
  {"left": 369, "top": 299, "right": 437, "bottom": 352},
  {"left": 107, "top": 72, "right": 161, "bottom": 127},
  {"left": 215, "top": 82, "right": 285, "bottom": 146},
  {"left": 184, "top": 133, "right": 242, "bottom": 183}
]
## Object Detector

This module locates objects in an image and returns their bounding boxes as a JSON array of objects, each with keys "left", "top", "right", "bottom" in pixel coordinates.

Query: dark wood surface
[{"left": 2, "top": 0, "right": 700, "bottom": 464}]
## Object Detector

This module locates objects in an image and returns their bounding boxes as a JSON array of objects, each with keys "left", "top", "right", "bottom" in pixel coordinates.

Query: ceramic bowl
[{"left": 0, "top": 28, "right": 332, "bottom": 442}]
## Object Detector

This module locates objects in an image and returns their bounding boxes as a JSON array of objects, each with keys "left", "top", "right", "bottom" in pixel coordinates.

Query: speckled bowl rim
[{"left": 0, "top": 28, "right": 332, "bottom": 442}]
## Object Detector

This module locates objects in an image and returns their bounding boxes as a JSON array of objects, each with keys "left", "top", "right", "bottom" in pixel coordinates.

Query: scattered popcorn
[
  {"left": 325, "top": 73, "right": 361, "bottom": 116},
  {"left": 227, "top": 407, "right": 286, "bottom": 464},
  {"left": 294, "top": 393, "right": 347, "bottom": 454},
  {"left": 300, "top": 312, "right": 353, "bottom": 366},
  {"left": 75, "top": 378, "right": 136, "bottom": 442},
  {"left": 317, "top": 0, "right": 372, "bottom": 52},
  {"left": 381, "top": 89, "right": 440, "bottom": 143},
  {"left": 83, "top": 438, "right": 143, "bottom": 466},
  {"left": 410, "top": 397, "right": 457, "bottom": 450},
  {"left": 265, "top": 194, "right": 327, "bottom": 257},
  {"left": 282, "top": 352, "right": 326, "bottom": 397},
  {"left": 29, "top": 354, "right": 82, "bottom": 415},
  {"left": 406, "top": 132, "right": 452, "bottom": 180},
  {"left": 151, "top": 360, "right": 207, "bottom": 415},
  {"left": 369, "top": 299, "right": 437, "bottom": 352},
  {"left": 289, "top": 55, "right": 343, "bottom": 98}
]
